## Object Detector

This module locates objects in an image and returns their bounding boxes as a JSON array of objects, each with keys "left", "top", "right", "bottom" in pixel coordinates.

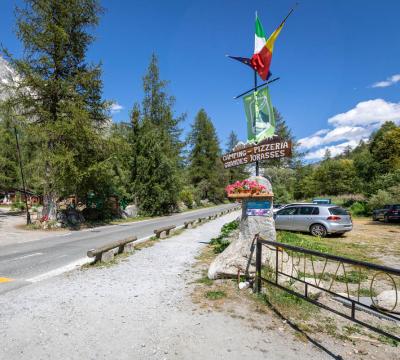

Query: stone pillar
[{"left": 208, "top": 176, "right": 277, "bottom": 280}]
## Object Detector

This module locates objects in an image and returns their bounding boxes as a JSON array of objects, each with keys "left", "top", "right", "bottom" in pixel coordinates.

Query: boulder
[
  {"left": 177, "top": 201, "right": 188, "bottom": 212},
  {"left": 208, "top": 177, "right": 294, "bottom": 279},
  {"left": 123, "top": 204, "right": 138, "bottom": 218},
  {"left": 373, "top": 290, "right": 400, "bottom": 313}
]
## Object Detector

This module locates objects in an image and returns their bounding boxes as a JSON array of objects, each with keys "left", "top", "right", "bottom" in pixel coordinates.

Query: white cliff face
[{"left": 0, "top": 56, "right": 15, "bottom": 100}]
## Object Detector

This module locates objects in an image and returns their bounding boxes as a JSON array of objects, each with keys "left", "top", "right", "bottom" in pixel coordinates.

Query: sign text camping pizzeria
[{"left": 221, "top": 137, "right": 292, "bottom": 169}]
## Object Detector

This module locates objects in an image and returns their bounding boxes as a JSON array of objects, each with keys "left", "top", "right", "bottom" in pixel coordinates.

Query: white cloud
[
  {"left": 328, "top": 99, "right": 400, "bottom": 127},
  {"left": 299, "top": 125, "right": 372, "bottom": 150},
  {"left": 304, "top": 140, "right": 363, "bottom": 160},
  {"left": 110, "top": 102, "right": 123, "bottom": 114},
  {"left": 299, "top": 98, "right": 400, "bottom": 160},
  {"left": 371, "top": 74, "right": 400, "bottom": 88}
]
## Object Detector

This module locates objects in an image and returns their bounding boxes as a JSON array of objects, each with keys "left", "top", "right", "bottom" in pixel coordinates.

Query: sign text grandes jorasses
[{"left": 221, "top": 138, "right": 292, "bottom": 169}]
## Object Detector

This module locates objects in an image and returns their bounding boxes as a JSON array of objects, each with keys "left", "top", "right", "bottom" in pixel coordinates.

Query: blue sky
[{"left": 1, "top": 0, "right": 400, "bottom": 160}]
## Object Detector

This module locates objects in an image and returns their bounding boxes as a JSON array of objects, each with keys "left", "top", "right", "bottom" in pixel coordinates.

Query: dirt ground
[
  {"left": 333, "top": 217, "right": 400, "bottom": 268},
  {"left": 191, "top": 220, "right": 400, "bottom": 360},
  {"left": 0, "top": 207, "right": 67, "bottom": 246}
]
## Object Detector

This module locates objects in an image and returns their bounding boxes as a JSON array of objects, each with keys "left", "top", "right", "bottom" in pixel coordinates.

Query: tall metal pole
[
  {"left": 254, "top": 70, "right": 259, "bottom": 176},
  {"left": 13, "top": 127, "right": 31, "bottom": 225}
]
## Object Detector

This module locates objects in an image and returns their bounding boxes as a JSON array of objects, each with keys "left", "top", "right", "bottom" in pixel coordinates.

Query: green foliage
[
  {"left": 132, "top": 55, "right": 183, "bottom": 216},
  {"left": 11, "top": 200, "right": 25, "bottom": 211},
  {"left": 205, "top": 290, "right": 226, "bottom": 300},
  {"left": 335, "top": 270, "right": 368, "bottom": 284},
  {"left": 225, "top": 130, "right": 248, "bottom": 183},
  {"left": 1, "top": 0, "right": 110, "bottom": 219},
  {"left": 349, "top": 201, "right": 368, "bottom": 217},
  {"left": 209, "top": 220, "right": 239, "bottom": 254},
  {"left": 370, "top": 122, "right": 400, "bottom": 174},
  {"left": 277, "top": 231, "right": 332, "bottom": 253},
  {"left": 264, "top": 167, "right": 296, "bottom": 203},
  {"left": 179, "top": 185, "right": 196, "bottom": 209},
  {"left": 367, "top": 186, "right": 400, "bottom": 213},
  {"left": 0, "top": 114, "right": 19, "bottom": 189},
  {"left": 187, "top": 109, "right": 226, "bottom": 203}
]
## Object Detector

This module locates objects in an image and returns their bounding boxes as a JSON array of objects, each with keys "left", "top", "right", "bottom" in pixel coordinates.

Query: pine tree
[
  {"left": 0, "top": 112, "right": 18, "bottom": 190},
  {"left": 187, "top": 109, "right": 225, "bottom": 202},
  {"left": 2, "top": 0, "right": 108, "bottom": 219},
  {"left": 135, "top": 119, "right": 180, "bottom": 215},
  {"left": 225, "top": 131, "right": 248, "bottom": 183},
  {"left": 323, "top": 148, "right": 332, "bottom": 161},
  {"left": 133, "top": 55, "right": 183, "bottom": 215},
  {"left": 261, "top": 108, "right": 300, "bottom": 170}
]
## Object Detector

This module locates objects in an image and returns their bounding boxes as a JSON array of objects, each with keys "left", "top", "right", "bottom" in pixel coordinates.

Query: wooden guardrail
[
  {"left": 85, "top": 206, "right": 241, "bottom": 263},
  {"left": 154, "top": 225, "right": 176, "bottom": 238},
  {"left": 184, "top": 220, "right": 196, "bottom": 229},
  {"left": 87, "top": 235, "right": 137, "bottom": 262}
]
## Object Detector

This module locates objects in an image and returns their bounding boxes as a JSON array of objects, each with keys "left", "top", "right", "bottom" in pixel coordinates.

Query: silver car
[{"left": 274, "top": 204, "right": 353, "bottom": 237}]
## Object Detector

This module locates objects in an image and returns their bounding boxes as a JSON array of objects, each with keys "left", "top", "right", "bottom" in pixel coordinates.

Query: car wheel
[
  {"left": 384, "top": 215, "right": 389, "bottom": 223},
  {"left": 310, "top": 224, "right": 327, "bottom": 237}
]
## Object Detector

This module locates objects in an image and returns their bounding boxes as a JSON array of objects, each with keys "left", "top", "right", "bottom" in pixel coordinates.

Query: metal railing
[{"left": 255, "top": 234, "right": 400, "bottom": 342}]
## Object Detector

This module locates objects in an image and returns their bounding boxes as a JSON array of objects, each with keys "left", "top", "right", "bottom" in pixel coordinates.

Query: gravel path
[{"left": 0, "top": 212, "right": 328, "bottom": 360}]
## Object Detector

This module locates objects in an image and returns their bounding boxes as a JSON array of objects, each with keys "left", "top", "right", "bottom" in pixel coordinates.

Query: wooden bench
[
  {"left": 154, "top": 225, "right": 176, "bottom": 239},
  {"left": 87, "top": 235, "right": 137, "bottom": 263}
]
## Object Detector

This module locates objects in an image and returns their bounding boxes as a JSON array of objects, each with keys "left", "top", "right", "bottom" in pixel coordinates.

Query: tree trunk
[{"left": 41, "top": 191, "right": 57, "bottom": 220}]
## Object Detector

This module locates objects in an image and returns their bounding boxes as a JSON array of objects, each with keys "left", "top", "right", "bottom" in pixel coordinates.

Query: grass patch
[
  {"left": 196, "top": 275, "right": 213, "bottom": 286},
  {"left": 205, "top": 290, "right": 226, "bottom": 300},
  {"left": 256, "top": 287, "right": 316, "bottom": 321},
  {"left": 335, "top": 270, "right": 368, "bottom": 284},
  {"left": 357, "top": 288, "right": 378, "bottom": 297},
  {"left": 378, "top": 335, "right": 399, "bottom": 347},
  {"left": 259, "top": 266, "right": 317, "bottom": 320},
  {"left": 277, "top": 230, "right": 375, "bottom": 263},
  {"left": 209, "top": 220, "right": 239, "bottom": 254},
  {"left": 277, "top": 231, "right": 332, "bottom": 253}
]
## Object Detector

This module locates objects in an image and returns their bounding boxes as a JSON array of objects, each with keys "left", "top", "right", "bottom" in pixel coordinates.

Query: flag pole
[
  {"left": 254, "top": 70, "right": 259, "bottom": 177},
  {"left": 14, "top": 126, "right": 31, "bottom": 225}
]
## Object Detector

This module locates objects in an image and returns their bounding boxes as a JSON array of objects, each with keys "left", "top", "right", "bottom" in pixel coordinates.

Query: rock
[
  {"left": 293, "top": 277, "right": 324, "bottom": 298},
  {"left": 247, "top": 175, "right": 273, "bottom": 193},
  {"left": 238, "top": 281, "right": 250, "bottom": 290},
  {"left": 208, "top": 176, "right": 294, "bottom": 279},
  {"left": 177, "top": 201, "right": 188, "bottom": 212},
  {"left": 100, "top": 249, "right": 114, "bottom": 263},
  {"left": 373, "top": 290, "right": 400, "bottom": 313},
  {"left": 123, "top": 204, "right": 138, "bottom": 218},
  {"left": 200, "top": 199, "right": 210, "bottom": 206}
]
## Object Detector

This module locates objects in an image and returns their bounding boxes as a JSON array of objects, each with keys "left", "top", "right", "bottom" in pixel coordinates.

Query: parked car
[
  {"left": 274, "top": 204, "right": 353, "bottom": 237},
  {"left": 372, "top": 204, "right": 400, "bottom": 222},
  {"left": 272, "top": 204, "right": 285, "bottom": 213}
]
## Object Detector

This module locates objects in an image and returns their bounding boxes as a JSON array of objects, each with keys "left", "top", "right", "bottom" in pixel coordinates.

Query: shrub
[
  {"left": 367, "top": 190, "right": 392, "bottom": 211},
  {"left": 349, "top": 202, "right": 368, "bottom": 216},
  {"left": 210, "top": 220, "right": 239, "bottom": 254},
  {"left": 11, "top": 201, "right": 25, "bottom": 211},
  {"left": 179, "top": 186, "right": 195, "bottom": 209}
]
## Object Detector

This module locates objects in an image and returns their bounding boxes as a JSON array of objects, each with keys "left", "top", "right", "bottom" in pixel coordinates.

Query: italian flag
[{"left": 251, "top": 13, "right": 287, "bottom": 81}]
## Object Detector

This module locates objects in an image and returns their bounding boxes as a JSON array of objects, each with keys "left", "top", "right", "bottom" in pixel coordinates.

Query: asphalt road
[{"left": 0, "top": 203, "right": 237, "bottom": 295}]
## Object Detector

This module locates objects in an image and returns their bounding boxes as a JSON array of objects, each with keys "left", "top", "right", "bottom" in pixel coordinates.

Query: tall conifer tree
[
  {"left": 133, "top": 55, "right": 183, "bottom": 215},
  {"left": 2, "top": 0, "right": 108, "bottom": 219},
  {"left": 225, "top": 131, "right": 248, "bottom": 183},
  {"left": 187, "top": 109, "right": 225, "bottom": 202}
]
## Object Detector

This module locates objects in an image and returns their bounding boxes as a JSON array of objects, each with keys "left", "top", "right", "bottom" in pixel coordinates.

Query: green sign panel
[{"left": 243, "top": 87, "right": 275, "bottom": 143}]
